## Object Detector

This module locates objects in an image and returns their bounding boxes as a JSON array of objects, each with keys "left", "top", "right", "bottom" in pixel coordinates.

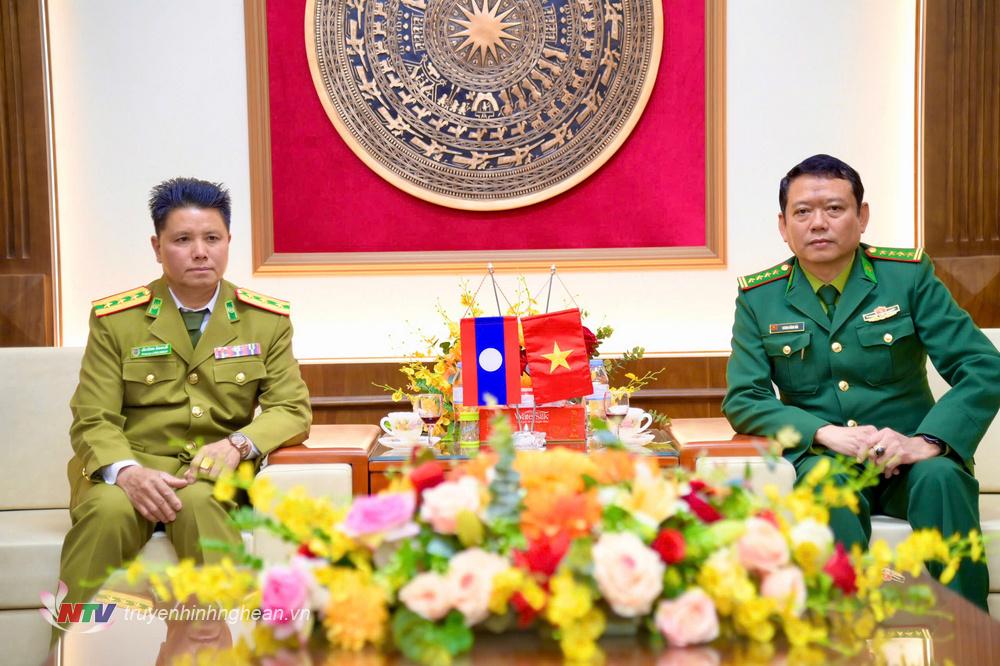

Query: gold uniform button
[
  {"left": 782, "top": 345, "right": 792, "bottom": 356},
  {"left": 883, "top": 333, "right": 894, "bottom": 343},
  {"left": 187, "top": 372, "right": 199, "bottom": 385},
  {"left": 235, "top": 371, "right": 246, "bottom": 384},
  {"left": 191, "top": 406, "right": 204, "bottom": 418},
  {"left": 145, "top": 373, "right": 155, "bottom": 385},
  {"left": 838, "top": 380, "right": 850, "bottom": 392},
  {"left": 831, "top": 342, "right": 843, "bottom": 353},
  {"left": 847, "top": 419, "right": 858, "bottom": 427},
  {"left": 185, "top": 442, "right": 195, "bottom": 451}
]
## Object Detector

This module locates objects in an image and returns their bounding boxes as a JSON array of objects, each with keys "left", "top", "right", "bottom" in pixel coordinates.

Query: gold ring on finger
[{"left": 200, "top": 458, "right": 214, "bottom": 470}]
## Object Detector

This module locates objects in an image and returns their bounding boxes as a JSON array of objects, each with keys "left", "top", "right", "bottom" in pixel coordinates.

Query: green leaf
[{"left": 391, "top": 608, "right": 473, "bottom": 666}]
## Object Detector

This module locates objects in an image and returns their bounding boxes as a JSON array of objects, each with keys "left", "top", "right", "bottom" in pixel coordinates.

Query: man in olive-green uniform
[
  {"left": 57, "top": 177, "right": 312, "bottom": 610},
  {"left": 723, "top": 154, "right": 1000, "bottom": 610}
]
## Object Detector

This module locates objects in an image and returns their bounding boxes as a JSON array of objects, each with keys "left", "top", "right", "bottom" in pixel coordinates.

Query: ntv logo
[{"left": 40, "top": 581, "right": 116, "bottom": 633}]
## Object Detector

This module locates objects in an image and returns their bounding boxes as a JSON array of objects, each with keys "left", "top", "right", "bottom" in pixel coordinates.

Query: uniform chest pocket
[
  {"left": 762, "top": 332, "right": 819, "bottom": 394},
  {"left": 213, "top": 359, "right": 266, "bottom": 387},
  {"left": 854, "top": 315, "right": 918, "bottom": 385},
  {"left": 122, "top": 359, "right": 182, "bottom": 405}
]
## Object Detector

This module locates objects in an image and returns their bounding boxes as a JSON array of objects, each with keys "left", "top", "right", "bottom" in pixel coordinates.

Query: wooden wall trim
[
  {"left": 0, "top": 0, "right": 54, "bottom": 346},
  {"left": 302, "top": 356, "right": 729, "bottom": 425}
]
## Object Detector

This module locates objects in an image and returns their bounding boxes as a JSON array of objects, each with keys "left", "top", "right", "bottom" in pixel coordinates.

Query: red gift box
[{"left": 479, "top": 405, "right": 587, "bottom": 442}]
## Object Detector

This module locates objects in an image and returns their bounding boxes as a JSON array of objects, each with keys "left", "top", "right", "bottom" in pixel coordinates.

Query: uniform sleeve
[
  {"left": 912, "top": 258, "right": 1000, "bottom": 462},
  {"left": 240, "top": 315, "right": 312, "bottom": 454},
  {"left": 721, "top": 288, "right": 827, "bottom": 453},
  {"left": 69, "top": 310, "right": 136, "bottom": 478}
]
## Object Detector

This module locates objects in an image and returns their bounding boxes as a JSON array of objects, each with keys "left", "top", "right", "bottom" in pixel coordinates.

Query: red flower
[
  {"left": 297, "top": 543, "right": 318, "bottom": 558},
  {"left": 823, "top": 543, "right": 858, "bottom": 595},
  {"left": 512, "top": 533, "right": 571, "bottom": 578},
  {"left": 756, "top": 510, "right": 780, "bottom": 528},
  {"left": 683, "top": 493, "right": 722, "bottom": 523},
  {"left": 409, "top": 461, "right": 445, "bottom": 499},
  {"left": 582, "top": 326, "right": 600, "bottom": 358},
  {"left": 651, "top": 528, "right": 686, "bottom": 564},
  {"left": 510, "top": 591, "right": 540, "bottom": 628}
]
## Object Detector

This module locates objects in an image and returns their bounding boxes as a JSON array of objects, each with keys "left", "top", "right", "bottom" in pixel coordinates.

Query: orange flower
[
  {"left": 589, "top": 450, "right": 643, "bottom": 485},
  {"left": 515, "top": 448, "right": 599, "bottom": 496},
  {"left": 521, "top": 489, "right": 601, "bottom": 542},
  {"left": 453, "top": 451, "right": 498, "bottom": 485}
]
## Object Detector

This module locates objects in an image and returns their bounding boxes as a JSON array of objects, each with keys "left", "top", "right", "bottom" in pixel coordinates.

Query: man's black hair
[
  {"left": 148, "top": 177, "right": 231, "bottom": 234},
  {"left": 779, "top": 154, "right": 864, "bottom": 213}
]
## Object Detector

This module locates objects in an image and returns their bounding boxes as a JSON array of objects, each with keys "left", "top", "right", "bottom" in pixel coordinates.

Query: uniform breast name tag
[
  {"left": 214, "top": 343, "right": 261, "bottom": 360},
  {"left": 862, "top": 305, "right": 901, "bottom": 323},
  {"left": 131, "top": 343, "right": 172, "bottom": 358},
  {"left": 769, "top": 322, "right": 805, "bottom": 334}
]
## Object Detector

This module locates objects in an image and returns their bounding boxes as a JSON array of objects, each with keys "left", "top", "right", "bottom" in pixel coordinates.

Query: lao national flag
[
  {"left": 521, "top": 309, "right": 593, "bottom": 404},
  {"left": 460, "top": 317, "right": 521, "bottom": 406}
]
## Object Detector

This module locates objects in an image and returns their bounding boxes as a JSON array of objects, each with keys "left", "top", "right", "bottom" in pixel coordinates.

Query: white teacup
[
  {"left": 617, "top": 408, "right": 653, "bottom": 439},
  {"left": 380, "top": 411, "right": 423, "bottom": 443}
]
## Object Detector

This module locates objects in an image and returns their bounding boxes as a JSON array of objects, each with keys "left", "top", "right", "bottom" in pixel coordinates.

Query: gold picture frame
[{"left": 245, "top": 0, "right": 726, "bottom": 275}]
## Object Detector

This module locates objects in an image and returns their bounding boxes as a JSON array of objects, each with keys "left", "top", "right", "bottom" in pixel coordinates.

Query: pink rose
[
  {"left": 446, "top": 548, "right": 508, "bottom": 625},
  {"left": 760, "top": 566, "right": 807, "bottom": 616},
  {"left": 592, "top": 532, "right": 665, "bottom": 617},
  {"left": 398, "top": 572, "right": 452, "bottom": 621},
  {"left": 419, "top": 476, "right": 482, "bottom": 534},
  {"left": 342, "top": 492, "right": 417, "bottom": 542},
  {"left": 736, "top": 517, "right": 790, "bottom": 574},
  {"left": 655, "top": 588, "right": 720, "bottom": 647},
  {"left": 260, "top": 565, "right": 310, "bottom": 639}
]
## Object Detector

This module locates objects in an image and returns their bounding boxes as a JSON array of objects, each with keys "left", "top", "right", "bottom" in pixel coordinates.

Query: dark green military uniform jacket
[
  {"left": 722, "top": 244, "right": 1000, "bottom": 464},
  {"left": 68, "top": 277, "right": 312, "bottom": 500}
]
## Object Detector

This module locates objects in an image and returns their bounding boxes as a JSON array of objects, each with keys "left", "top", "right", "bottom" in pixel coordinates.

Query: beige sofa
[
  {"left": 0, "top": 347, "right": 361, "bottom": 666},
  {"left": 694, "top": 329, "right": 1000, "bottom": 619}
]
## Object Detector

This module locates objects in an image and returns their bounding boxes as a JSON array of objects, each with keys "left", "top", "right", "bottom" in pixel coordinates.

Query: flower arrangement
[
  {"left": 135, "top": 423, "right": 985, "bottom": 664},
  {"left": 376, "top": 279, "right": 663, "bottom": 436}
]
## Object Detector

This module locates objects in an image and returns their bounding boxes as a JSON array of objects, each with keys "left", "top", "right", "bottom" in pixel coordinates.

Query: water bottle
[{"left": 586, "top": 359, "right": 610, "bottom": 440}]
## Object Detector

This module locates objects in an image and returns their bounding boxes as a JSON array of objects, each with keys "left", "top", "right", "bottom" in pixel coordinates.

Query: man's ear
[
  {"left": 858, "top": 202, "right": 870, "bottom": 234},
  {"left": 777, "top": 212, "right": 789, "bottom": 243},
  {"left": 151, "top": 234, "right": 162, "bottom": 264}
]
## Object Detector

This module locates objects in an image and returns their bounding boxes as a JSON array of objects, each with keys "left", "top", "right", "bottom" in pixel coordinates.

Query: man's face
[
  {"left": 151, "top": 207, "right": 230, "bottom": 294},
  {"left": 778, "top": 175, "right": 869, "bottom": 273}
]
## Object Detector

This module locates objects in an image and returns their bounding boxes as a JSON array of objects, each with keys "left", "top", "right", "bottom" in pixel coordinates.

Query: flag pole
[
  {"left": 487, "top": 263, "right": 503, "bottom": 316},
  {"left": 544, "top": 264, "right": 556, "bottom": 314}
]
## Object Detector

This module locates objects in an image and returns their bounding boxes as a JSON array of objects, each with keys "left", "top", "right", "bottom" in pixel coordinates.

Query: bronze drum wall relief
[{"left": 306, "top": 0, "right": 663, "bottom": 210}]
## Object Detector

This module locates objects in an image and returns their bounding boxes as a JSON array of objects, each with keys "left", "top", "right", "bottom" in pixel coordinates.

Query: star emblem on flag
[{"left": 541, "top": 342, "right": 574, "bottom": 372}]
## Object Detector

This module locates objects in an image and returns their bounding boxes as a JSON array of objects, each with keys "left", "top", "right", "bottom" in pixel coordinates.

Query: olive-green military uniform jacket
[
  {"left": 722, "top": 245, "right": 1000, "bottom": 464},
  {"left": 68, "top": 277, "right": 312, "bottom": 499}
]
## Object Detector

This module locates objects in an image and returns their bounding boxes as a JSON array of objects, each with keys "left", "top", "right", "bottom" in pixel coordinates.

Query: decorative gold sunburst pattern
[{"left": 451, "top": 0, "right": 521, "bottom": 65}]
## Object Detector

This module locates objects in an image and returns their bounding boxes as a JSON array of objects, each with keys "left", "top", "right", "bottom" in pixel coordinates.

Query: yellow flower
[
  {"left": 213, "top": 469, "right": 236, "bottom": 503},
  {"left": 322, "top": 567, "right": 387, "bottom": 651},
  {"left": 559, "top": 608, "right": 606, "bottom": 663},
  {"left": 236, "top": 461, "right": 255, "bottom": 486},
  {"left": 545, "top": 570, "right": 593, "bottom": 628},
  {"left": 697, "top": 549, "right": 755, "bottom": 616},
  {"left": 940, "top": 558, "right": 961, "bottom": 585},
  {"left": 802, "top": 457, "right": 831, "bottom": 487},
  {"left": 249, "top": 475, "right": 276, "bottom": 513},
  {"left": 273, "top": 487, "right": 340, "bottom": 545},
  {"left": 149, "top": 572, "right": 171, "bottom": 601},
  {"left": 163, "top": 557, "right": 257, "bottom": 608},
  {"left": 125, "top": 559, "right": 145, "bottom": 586},
  {"left": 782, "top": 615, "right": 827, "bottom": 647},
  {"left": 733, "top": 596, "right": 776, "bottom": 642},
  {"left": 618, "top": 462, "right": 680, "bottom": 524},
  {"left": 970, "top": 530, "right": 983, "bottom": 562}
]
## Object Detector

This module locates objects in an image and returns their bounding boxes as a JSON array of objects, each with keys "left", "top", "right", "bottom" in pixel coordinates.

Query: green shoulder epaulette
[
  {"left": 92, "top": 286, "right": 151, "bottom": 317},
  {"left": 235, "top": 287, "right": 291, "bottom": 316},
  {"left": 738, "top": 262, "right": 793, "bottom": 291},
  {"left": 865, "top": 246, "right": 924, "bottom": 263}
]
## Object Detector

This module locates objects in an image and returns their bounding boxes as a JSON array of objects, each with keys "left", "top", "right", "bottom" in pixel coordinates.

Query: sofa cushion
[
  {"left": 0, "top": 509, "right": 70, "bottom": 609},
  {"left": 694, "top": 456, "right": 797, "bottom": 496},
  {"left": 0, "top": 347, "right": 83, "bottom": 510},
  {"left": 0, "top": 608, "right": 55, "bottom": 666}
]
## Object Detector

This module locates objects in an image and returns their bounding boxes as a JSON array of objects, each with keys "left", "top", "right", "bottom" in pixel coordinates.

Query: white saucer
[
  {"left": 619, "top": 432, "right": 656, "bottom": 447},
  {"left": 378, "top": 435, "right": 441, "bottom": 447}
]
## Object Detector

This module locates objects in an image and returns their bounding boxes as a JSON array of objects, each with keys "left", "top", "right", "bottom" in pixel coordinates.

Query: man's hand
[
  {"left": 870, "top": 428, "right": 940, "bottom": 478},
  {"left": 184, "top": 439, "right": 241, "bottom": 485},
  {"left": 814, "top": 424, "right": 879, "bottom": 461},
  {"left": 116, "top": 466, "right": 187, "bottom": 523}
]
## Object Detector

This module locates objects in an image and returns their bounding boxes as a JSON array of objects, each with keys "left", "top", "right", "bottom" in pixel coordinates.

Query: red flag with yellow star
[{"left": 521, "top": 308, "right": 593, "bottom": 404}]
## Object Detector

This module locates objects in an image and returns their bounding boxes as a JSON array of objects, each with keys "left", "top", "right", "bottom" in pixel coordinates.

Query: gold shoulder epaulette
[
  {"left": 865, "top": 246, "right": 924, "bottom": 263},
  {"left": 235, "top": 287, "right": 291, "bottom": 316},
  {"left": 92, "top": 286, "right": 151, "bottom": 317},
  {"left": 738, "top": 262, "right": 792, "bottom": 291}
]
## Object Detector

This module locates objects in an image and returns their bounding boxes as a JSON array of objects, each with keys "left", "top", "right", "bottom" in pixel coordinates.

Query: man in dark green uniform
[
  {"left": 723, "top": 154, "right": 1000, "bottom": 609},
  {"left": 57, "top": 178, "right": 312, "bottom": 610}
]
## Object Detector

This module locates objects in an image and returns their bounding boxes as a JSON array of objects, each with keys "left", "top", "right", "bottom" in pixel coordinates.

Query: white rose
[{"left": 790, "top": 519, "right": 834, "bottom": 557}]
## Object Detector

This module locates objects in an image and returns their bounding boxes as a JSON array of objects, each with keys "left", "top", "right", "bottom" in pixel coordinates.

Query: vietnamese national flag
[
  {"left": 521, "top": 309, "right": 593, "bottom": 404},
  {"left": 460, "top": 316, "right": 521, "bottom": 406}
]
